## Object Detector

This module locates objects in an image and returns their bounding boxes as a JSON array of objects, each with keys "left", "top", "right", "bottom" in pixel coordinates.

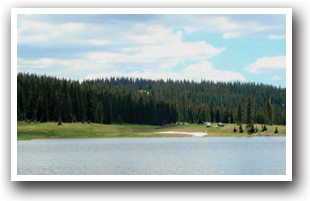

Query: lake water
[{"left": 17, "top": 137, "right": 286, "bottom": 175}]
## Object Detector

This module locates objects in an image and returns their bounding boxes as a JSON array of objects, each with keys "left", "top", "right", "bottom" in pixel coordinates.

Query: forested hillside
[{"left": 17, "top": 73, "right": 286, "bottom": 126}]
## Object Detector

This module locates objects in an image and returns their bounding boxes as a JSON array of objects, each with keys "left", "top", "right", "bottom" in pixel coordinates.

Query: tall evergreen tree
[
  {"left": 196, "top": 104, "right": 206, "bottom": 124},
  {"left": 61, "top": 80, "right": 73, "bottom": 122},
  {"left": 266, "top": 95, "right": 273, "bottom": 125},
  {"left": 86, "top": 90, "right": 97, "bottom": 123},
  {"left": 179, "top": 94, "right": 187, "bottom": 123},
  {"left": 246, "top": 96, "right": 253, "bottom": 128},
  {"left": 237, "top": 100, "right": 242, "bottom": 125}
]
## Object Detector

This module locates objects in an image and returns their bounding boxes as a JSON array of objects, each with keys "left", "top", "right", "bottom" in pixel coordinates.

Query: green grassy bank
[{"left": 17, "top": 121, "right": 286, "bottom": 140}]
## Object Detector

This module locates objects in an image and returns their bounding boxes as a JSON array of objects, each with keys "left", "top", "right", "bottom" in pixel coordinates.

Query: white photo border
[{"left": 11, "top": 7, "right": 292, "bottom": 181}]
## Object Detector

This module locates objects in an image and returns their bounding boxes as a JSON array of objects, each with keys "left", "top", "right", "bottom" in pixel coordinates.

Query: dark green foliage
[
  {"left": 239, "top": 124, "right": 244, "bottom": 133},
  {"left": 246, "top": 96, "right": 253, "bottom": 127},
  {"left": 275, "top": 126, "right": 279, "bottom": 133},
  {"left": 61, "top": 80, "right": 73, "bottom": 122},
  {"left": 17, "top": 107, "right": 23, "bottom": 121},
  {"left": 233, "top": 127, "right": 237, "bottom": 132},
  {"left": 248, "top": 124, "right": 255, "bottom": 134},
  {"left": 117, "top": 115, "right": 123, "bottom": 125},
  {"left": 262, "top": 124, "right": 268, "bottom": 132},
  {"left": 58, "top": 117, "right": 62, "bottom": 125},
  {"left": 17, "top": 73, "right": 286, "bottom": 126},
  {"left": 209, "top": 106, "right": 214, "bottom": 123},
  {"left": 266, "top": 95, "right": 273, "bottom": 125},
  {"left": 196, "top": 104, "right": 206, "bottom": 124},
  {"left": 179, "top": 94, "right": 187, "bottom": 123},
  {"left": 86, "top": 91, "right": 97, "bottom": 123},
  {"left": 215, "top": 110, "right": 221, "bottom": 123},
  {"left": 72, "top": 114, "right": 77, "bottom": 123},
  {"left": 237, "top": 100, "right": 242, "bottom": 125},
  {"left": 254, "top": 126, "right": 259, "bottom": 133}
]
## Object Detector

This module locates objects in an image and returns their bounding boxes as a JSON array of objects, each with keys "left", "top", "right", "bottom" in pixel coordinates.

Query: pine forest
[{"left": 17, "top": 73, "right": 286, "bottom": 126}]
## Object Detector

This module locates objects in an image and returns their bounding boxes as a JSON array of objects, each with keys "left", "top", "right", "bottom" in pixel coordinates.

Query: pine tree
[
  {"left": 209, "top": 106, "right": 214, "bottom": 123},
  {"left": 72, "top": 114, "right": 77, "bottom": 123},
  {"left": 248, "top": 124, "right": 254, "bottom": 134},
  {"left": 61, "top": 80, "right": 73, "bottom": 122},
  {"left": 215, "top": 109, "right": 221, "bottom": 123},
  {"left": 86, "top": 91, "right": 97, "bottom": 123},
  {"left": 58, "top": 116, "right": 62, "bottom": 125},
  {"left": 254, "top": 125, "right": 259, "bottom": 133},
  {"left": 95, "top": 102, "right": 104, "bottom": 123},
  {"left": 246, "top": 96, "right": 253, "bottom": 128},
  {"left": 239, "top": 124, "right": 244, "bottom": 133},
  {"left": 81, "top": 92, "right": 87, "bottom": 123},
  {"left": 275, "top": 126, "right": 279, "bottom": 134},
  {"left": 99, "top": 115, "right": 104, "bottom": 124},
  {"left": 179, "top": 94, "right": 187, "bottom": 123},
  {"left": 237, "top": 100, "right": 242, "bottom": 125},
  {"left": 117, "top": 115, "right": 123, "bottom": 125},
  {"left": 196, "top": 105, "right": 206, "bottom": 124},
  {"left": 266, "top": 95, "right": 273, "bottom": 125},
  {"left": 103, "top": 92, "right": 112, "bottom": 124},
  {"left": 263, "top": 124, "right": 267, "bottom": 132}
]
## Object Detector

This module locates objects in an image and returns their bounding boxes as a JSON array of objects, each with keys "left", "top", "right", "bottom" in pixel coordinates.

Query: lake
[{"left": 17, "top": 137, "right": 286, "bottom": 175}]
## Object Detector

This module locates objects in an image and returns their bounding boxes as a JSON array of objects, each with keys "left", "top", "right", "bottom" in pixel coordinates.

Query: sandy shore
[{"left": 155, "top": 131, "right": 208, "bottom": 137}]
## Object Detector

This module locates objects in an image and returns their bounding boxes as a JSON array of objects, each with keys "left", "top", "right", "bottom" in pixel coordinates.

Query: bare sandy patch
[{"left": 155, "top": 131, "right": 208, "bottom": 137}]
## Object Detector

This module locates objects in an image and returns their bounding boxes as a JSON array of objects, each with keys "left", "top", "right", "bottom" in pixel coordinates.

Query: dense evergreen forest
[{"left": 17, "top": 73, "right": 286, "bottom": 126}]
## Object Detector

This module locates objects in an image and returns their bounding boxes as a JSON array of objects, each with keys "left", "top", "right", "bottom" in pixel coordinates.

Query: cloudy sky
[{"left": 17, "top": 14, "right": 286, "bottom": 87}]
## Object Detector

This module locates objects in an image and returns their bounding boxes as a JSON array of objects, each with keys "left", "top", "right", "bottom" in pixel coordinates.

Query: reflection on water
[{"left": 18, "top": 137, "right": 286, "bottom": 175}]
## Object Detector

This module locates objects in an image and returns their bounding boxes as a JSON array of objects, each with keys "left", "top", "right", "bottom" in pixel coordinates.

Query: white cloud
[
  {"left": 184, "top": 26, "right": 198, "bottom": 34},
  {"left": 268, "top": 35, "right": 286, "bottom": 39},
  {"left": 85, "top": 35, "right": 225, "bottom": 70},
  {"left": 181, "top": 61, "right": 246, "bottom": 81},
  {"left": 18, "top": 21, "right": 59, "bottom": 43},
  {"left": 17, "top": 58, "right": 114, "bottom": 75},
  {"left": 135, "top": 41, "right": 225, "bottom": 60},
  {"left": 178, "top": 15, "right": 283, "bottom": 39},
  {"left": 25, "top": 38, "right": 224, "bottom": 74},
  {"left": 128, "top": 24, "right": 179, "bottom": 44},
  {"left": 59, "top": 23, "right": 84, "bottom": 32},
  {"left": 18, "top": 21, "right": 86, "bottom": 43},
  {"left": 272, "top": 76, "right": 281, "bottom": 80},
  {"left": 17, "top": 19, "right": 224, "bottom": 67},
  {"left": 78, "top": 40, "right": 110, "bottom": 45},
  {"left": 18, "top": 58, "right": 55, "bottom": 69},
  {"left": 222, "top": 32, "right": 243, "bottom": 39},
  {"left": 244, "top": 56, "right": 286, "bottom": 74}
]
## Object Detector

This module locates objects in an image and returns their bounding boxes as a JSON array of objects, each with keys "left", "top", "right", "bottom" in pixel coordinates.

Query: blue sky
[{"left": 17, "top": 14, "right": 286, "bottom": 87}]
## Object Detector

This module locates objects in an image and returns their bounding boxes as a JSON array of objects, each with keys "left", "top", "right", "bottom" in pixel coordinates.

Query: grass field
[
  {"left": 159, "top": 123, "right": 286, "bottom": 137},
  {"left": 17, "top": 121, "right": 286, "bottom": 140}
]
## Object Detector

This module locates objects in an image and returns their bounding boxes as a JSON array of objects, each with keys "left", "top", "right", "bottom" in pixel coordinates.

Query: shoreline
[
  {"left": 17, "top": 122, "right": 286, "bottom": 140},
  {"left": 18, "top": 135, "right": 286, "bottom": 141}
]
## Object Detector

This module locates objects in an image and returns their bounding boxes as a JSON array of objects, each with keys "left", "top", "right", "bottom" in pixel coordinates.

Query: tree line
[{"left": 17, "top": 73, "right": 286, "bottom": 126}]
